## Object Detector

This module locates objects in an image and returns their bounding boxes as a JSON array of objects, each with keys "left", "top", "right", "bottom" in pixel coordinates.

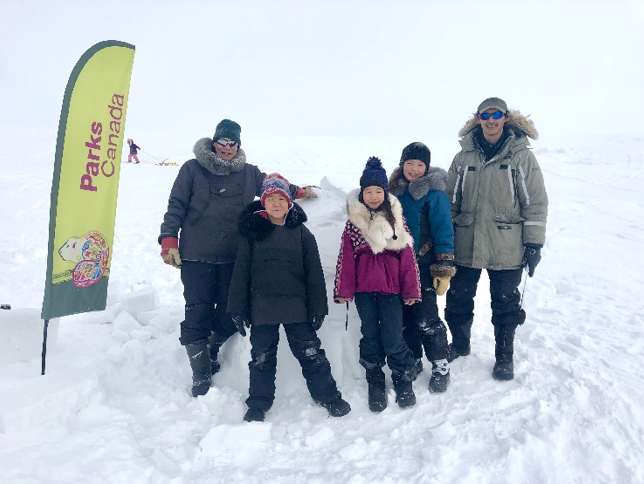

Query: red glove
[{"left": 161, "top": 237, "right": 181, "bottom": 268}]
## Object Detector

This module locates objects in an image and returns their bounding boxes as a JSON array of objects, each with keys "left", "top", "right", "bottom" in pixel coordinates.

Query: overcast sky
[{"left": 2, "top": 0, "right": 643, "bottom": 143}]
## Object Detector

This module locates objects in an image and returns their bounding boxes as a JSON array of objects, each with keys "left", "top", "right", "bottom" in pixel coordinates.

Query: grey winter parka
[{"left": 445, "top": 112, "right": 548, "bottom": 270}]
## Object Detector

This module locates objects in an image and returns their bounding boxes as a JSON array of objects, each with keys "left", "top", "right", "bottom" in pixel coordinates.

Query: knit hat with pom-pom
[
  {"left": 359, "top": 157, "right": 389, "bottom": 193},
  {"left": 260, "top": 173, "right": 292, "bottom": 208}
]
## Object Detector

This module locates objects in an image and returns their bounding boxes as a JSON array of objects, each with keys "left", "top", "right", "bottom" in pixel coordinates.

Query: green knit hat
[{"left": 213, "top": 119, "right": 241, "bottom": 145}]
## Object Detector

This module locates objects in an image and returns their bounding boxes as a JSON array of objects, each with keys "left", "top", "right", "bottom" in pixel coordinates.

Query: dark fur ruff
[
  {"left": 193, "top": 137, "right": 246, "bottom": 176},
  {"left": 389, "top": 166, "right": 448, "bottom": 200},
  {"left": 238, "top": 200, "right": 307, "bottom": 242}
]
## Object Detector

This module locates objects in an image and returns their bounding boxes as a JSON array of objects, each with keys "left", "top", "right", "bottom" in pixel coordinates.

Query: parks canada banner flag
[{"left": 41, "top": 40, "right": 135, "bottom": 320}]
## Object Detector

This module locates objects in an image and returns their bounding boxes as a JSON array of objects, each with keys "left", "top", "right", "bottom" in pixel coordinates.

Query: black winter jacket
[
  {"left": 159, "top": 139, "right": 299, "bottom": 263},
  {"left": 227, "top": 201, "right": 328, "bottom": 325}
]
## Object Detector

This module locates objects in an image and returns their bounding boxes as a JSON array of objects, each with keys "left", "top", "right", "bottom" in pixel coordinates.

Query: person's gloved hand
[
  {"left": 303, "top": 186, "right": 319, "bottom": 199},
  {"left": 310, "top": 315, "right": 325, "bottom": 331},
  {"left": 231, "top": 314, "right": 250, "bottom": 337},
  {"left": 161, "top": 237, "right": 181, "bottom": 268},
  {"left": 430, "top": 260, "right": 457, "bottom": 296},
  {"left": 522, "top": 244, "right": 542, "bottom": 277},
  {"left": 432, "top": 276, "right": 451, "bottom": 296}
]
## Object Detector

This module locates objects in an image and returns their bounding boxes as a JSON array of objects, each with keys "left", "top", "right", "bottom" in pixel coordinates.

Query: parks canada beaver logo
[{"left": 58, "top": 231, "right": 110, "bottom": 288}]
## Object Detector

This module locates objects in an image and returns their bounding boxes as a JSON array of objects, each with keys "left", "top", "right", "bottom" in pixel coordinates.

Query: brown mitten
[{"left": 430, "top": 263, "right": 457, "bottom": 296}]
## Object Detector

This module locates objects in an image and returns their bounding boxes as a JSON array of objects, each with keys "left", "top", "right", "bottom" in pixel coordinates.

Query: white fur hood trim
[{"left": 346, "top": 188, "right": 413, "bottom": 254}]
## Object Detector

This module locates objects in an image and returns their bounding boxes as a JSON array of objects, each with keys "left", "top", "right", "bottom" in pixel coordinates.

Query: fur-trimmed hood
[
  {"left": 458, "top": 110, "right": 539, "bottom": 141},
  {"left": 194, "top": 137, "right": 246, "bottom": 176},
  {"left": 389, "top": 166, "right": 448, "bottom": 201},
  {"left": 345, "top": 188, "right": 413, "bottom": 254},
  {"left": 238, "top": 200, "right": 307, "bottom": 242}
]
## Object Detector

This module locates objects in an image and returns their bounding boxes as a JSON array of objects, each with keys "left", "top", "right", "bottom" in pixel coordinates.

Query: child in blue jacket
[{"left": 389, "top": 142, "right": 456, "bottom": 393}]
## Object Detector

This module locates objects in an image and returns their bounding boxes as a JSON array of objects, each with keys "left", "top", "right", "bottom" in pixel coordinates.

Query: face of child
[
  {"left": 402, "top": 159, "right": 427, "bottom": 182},
  {"left": 264, "top": 194, "right": 290, "bottom": 224},
  {"left": 362, "top": 186, "right": 385, "bottom": 210}
]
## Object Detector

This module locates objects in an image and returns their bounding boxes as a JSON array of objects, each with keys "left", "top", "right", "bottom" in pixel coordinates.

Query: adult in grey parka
[{"left": 444, "top": 97, "right": 548, "bottom": 381}]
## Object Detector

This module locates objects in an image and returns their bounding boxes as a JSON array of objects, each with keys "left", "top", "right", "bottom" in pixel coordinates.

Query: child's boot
[
  {"left": 366, "top": 367, "right": 387, "bottom": 413},
  {"left": 243, "top": 407, "right": 266, "bottom": 422},
  {"left": 318, "top": 395, "right": 351, "bottom": 417},
  {"left": 428, "top": 358, "right": 450, "bottom": 393},
  {"left": 185, "top": 340, "right": 211, "bottom": 397},
  {"left": 392, "top": 371, "right": 416, "bottom": 408}
]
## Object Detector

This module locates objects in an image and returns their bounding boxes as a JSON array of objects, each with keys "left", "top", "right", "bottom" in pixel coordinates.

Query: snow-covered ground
[{"left": 1, "top": 126, "right": 644, "bottom": 483}]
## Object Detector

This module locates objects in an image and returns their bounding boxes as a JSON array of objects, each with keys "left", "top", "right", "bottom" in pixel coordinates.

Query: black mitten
[
  {"left": 231, "top": 314, "right": 250, "bottom": 337},
  {"left": 522, "top": 244, "right": 542, "bottom": 277},
  {"left": 311, "top": 315, "right": 325, "bottom": 331}
]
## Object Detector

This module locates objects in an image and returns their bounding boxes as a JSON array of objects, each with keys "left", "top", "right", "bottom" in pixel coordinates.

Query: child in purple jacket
[{"left": 333, "top": 157, "right": 421, "bottom": 412}]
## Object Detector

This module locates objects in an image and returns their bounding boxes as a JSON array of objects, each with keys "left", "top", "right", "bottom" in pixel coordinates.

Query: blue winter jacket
[{"left": 389, "top": 166, "right": 454, "bottom": 265}]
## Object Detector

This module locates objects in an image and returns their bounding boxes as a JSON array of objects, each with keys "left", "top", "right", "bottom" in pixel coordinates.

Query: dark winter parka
[
  {"left": 227, "top": 201, "right": 328, "bottom": 325},
  {"left": 446, "top": 112, "right": 548, "bottom": 270},
  {"left": 159, "top": 138, "right": 299, "bottom": 263}
]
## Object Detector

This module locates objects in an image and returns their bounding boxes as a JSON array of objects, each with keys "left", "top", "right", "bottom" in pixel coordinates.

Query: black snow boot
[
  {"left": 392, "top": 371, "right": 416, "bottom": 408},
  {"left": 318, "top": 396, "right": 351, "bottom": 417},
  {"left": 428, "top": 359, "right": 451, "bottom": 393},
  {"left": 492, "top": 324, "right": 517, "bottom": 381},
  {"left": 445, "top": 318, "right": 472, "bottom": 362},
  {"left": 446, "top": 343, "right": 471, "bottom": 362},
  {"left": 208, "top": 332, "right": 226, "bottom": 375},
  {"left": 244, "top": 407, "right": 266, "bottom": 422},
  {"left": 185, "top": 340, "right": 212, "bottom": 397},
  {"left": 366, "top": 367, "right": 387, "bottom": 413}
]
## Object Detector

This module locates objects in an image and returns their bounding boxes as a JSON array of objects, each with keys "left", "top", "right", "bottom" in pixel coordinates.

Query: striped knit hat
[{"left": 260, "top": 173, "right": 292, "bottom": 208}]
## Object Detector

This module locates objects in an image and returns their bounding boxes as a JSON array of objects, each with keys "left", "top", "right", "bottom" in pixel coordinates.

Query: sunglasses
[
  {"left": 215, "top": 138, "right": 239, "bottom": 148},
  {"left": 479, "top": 111, "right": 505, "bottom": 120}
]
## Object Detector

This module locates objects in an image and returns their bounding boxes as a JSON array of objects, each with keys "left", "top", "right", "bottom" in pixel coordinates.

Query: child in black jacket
[{"left": 228, "top": 173, "right": 350, "bottom": 422}]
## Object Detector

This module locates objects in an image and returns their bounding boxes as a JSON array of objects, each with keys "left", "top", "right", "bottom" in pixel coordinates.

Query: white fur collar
[{"left": 346, "top": 188, "right": 413, "bottom": 254}]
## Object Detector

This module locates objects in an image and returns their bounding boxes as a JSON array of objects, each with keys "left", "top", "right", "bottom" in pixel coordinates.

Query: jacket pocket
[{"left": 491, "top": 215, "right": 523, "bottom": 266}]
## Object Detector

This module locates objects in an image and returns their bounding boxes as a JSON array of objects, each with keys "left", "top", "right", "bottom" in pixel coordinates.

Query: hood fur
[
  {"left": 346, "top": 188, "right": 413, "bottom": 254},
  {"left": 194, "top": 137, "right": 246, "bottom": 176},
  {"left": 389, "top": 166, "right": 448, "bottom": 201},
  {"left": 458, "top": 110, "right": 538, "bottom": 140},
  {"left": 238, "top": 200, "right": 307, "bottom": 242}
]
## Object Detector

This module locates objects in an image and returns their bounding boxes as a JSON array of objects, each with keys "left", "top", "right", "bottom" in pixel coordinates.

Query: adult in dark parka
[{"left": 158, "top": 119, "right": 316, "bottom": 397}]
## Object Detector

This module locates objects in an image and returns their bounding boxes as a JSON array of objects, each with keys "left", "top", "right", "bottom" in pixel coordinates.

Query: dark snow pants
[
  {"left": 402, "top": 265, "right": 449, "bottom": 362},
  {"left": 355, "top": 292, "right": 417, "bottom": 376},
  {"left": 179, "top": 261, "right": 238, "bottom": 346},
  {"left": 444, "top": 265, "right": 525, "bottom": 351},
  {"left": 246, "top": 322, "right": 340, "bottom": 412}
]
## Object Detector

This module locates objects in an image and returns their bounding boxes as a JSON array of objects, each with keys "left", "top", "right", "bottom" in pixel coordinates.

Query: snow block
[
  {"left": 196, "top": 423, "right": 272, "bottom": 469},
  {"left": 0, "top": 309, "right": 59, "bottom": 364},
  {"left": 119, "top": 286, "right": 160, "bottom": 314}
]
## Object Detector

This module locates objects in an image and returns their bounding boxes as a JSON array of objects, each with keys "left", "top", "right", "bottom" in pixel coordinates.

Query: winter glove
[
  {"left": 160, "top": 237, "right": 182, "bottom": 268},
  {"left": 432, "top": 277, "right": 451, "bottom": 296},
  {"left": 303, "top": 186, "right": 319, "bottom": 199},
  {"left": 231, "top": 314, "right": 250, "bottom": 337},
  {"left": 430, "top": 260, "right": 457, "bottom": 296},
  {"left": 522, "top": 244, "right": 542, "bottom": 277},
  {"left": 310, "top": 314, "right": 325, "bottom": 331}
]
